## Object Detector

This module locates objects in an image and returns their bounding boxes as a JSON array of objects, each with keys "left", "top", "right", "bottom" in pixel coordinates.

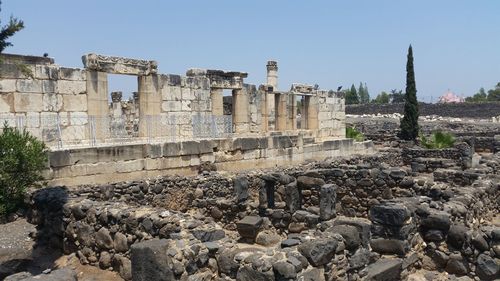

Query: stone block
[
  {"left": 360, "top": 258, "right": 402, "bottom": 281},
  {"left": 35, "top": 65, "right": 59, "bottom": 80},
  {"left": 0, "top": 79, "right": 16, "bottom": 92},
  {"left": 116, "top": 159, "right": 145, "bottom": 173},
  {"left": 42, "top": 93, "right": 63, "bottom": 111},
  {"left": 16, "top": 79, "right": 42, "bottom": 93},
  {"left": 143, "top": 144, "right": 163, "bottom": 158},
  {"left": 181, "top": 87, "right": 194, "bottom": 100},
  {"left": 69, "top": 112, "right": 88, "bottom": 125},
  {"left": 61, "top": 125, "right": 87, "bottom": 141},
  {"left": 298, "top": 238, "right": 338, "bottom": 267},
  {"left": 42, "top": 80, "right": 57, "bottom": 93},
  {"left": 0, "top": 63, "right": 34, "bottom": 79},
  {"left": 63, "top": 94, "right": 87, "bottom": 111},
  {"left": 130, "top": 239, "right": 175, "bottom": 281},
  {"left": 59, "top": 67, "right": 86, "bottom": 81},
  {"left": 370, "top": 238, "right": 409, "bottom": 256},
  {"left": 236, "top": 216, "right": 263, "bottom": 240},
  {"left": 161, "top": 101, "right": 181, "bottom": 112},
  {"left": 320, "top": 184, "right": 337, "bottom": 220},
  {"left": 0, "top": 93, "right": 13, "bottom": 112},
  {"left": 369, "top": 203, "right": 411, "bottom": 226},
  {"left": 14, "top": 92, "right": 43, "bottom": 112},
  {"left": 234, "top": 176, "right": 249, "bottom": 202},
  {"left": 161, "top": 86, "right": 181, "bottom": 101},
  {"left": 181, "top": 141, "right": 200, "bottom": 155},
  {"left": 285, "top": 181, "right": 301, "bottom": 213},
  {"left": 163, "top": 142, "right": 181, "bottom": 157},
  {"left": 49, "top": 150, "right": 72, "bottom": 168},
  {"left": 58, "top": 80, "right": 86, "bottom": 95},
  {"left": 181, "top": 100, "right": 191, "bottom": 111}
]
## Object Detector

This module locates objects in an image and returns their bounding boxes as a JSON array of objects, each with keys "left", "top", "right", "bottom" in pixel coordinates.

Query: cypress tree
[{"left": 399, "top": 45, "right": 419, "bottom": 140}]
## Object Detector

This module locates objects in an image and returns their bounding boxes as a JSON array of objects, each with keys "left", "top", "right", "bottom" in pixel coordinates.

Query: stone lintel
[
  {"left": 187, "top": 68, "right": 247, "bottom": 89},
  {"left": 82, "top": 53, "right": 158, "bottom": 75},
  {"left": 290, "top": 83, "right": 314, "bottom": 94}
]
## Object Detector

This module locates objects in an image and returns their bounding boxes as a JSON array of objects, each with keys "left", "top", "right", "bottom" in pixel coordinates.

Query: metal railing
[{"left": 0, "top": 114, "right": 233, "bottom": 149}]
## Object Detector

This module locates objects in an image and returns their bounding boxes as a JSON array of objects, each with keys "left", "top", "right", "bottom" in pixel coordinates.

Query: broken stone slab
[
  {"left": 236, "top": 216, "right": 263, "bottom": 241},
  {"left": 285, "top": 180, "right": 301, "bottom": 213},
  {"left": 360, "top": 258, "right": 402, "bottom": 281},
  {"left": 326, "top": 224, "right": 360, "bottom": 251},
  {"left": 319, "top": 184, "right": 336, "bottom": 221},
  {"left": 130, "top": 239, "right": 175, "bottom": 281},
  {"left": 297, "top": 176, "right": 326, "bottom": 190},
  {"left": 82, "top": 53, "right": 157, "bottom": 75},
  {"left": 331, "top": 216, "right": 372, "bottom": 248},
  {"left": 370, "top": 238, "right": 410, "bottom": 256},
  {"left": 369, "top": 203, "right": 411, "bottom": 226},
  {"left": 10, "top": 268, "right": 77, "bottom": 281},
  {"left": 298, "top": 238, "right": 338, "bottom": 266},
  {"left": 191, "top": 227, "right": 225, "bottom": 242},
  {"left": 234, "top": 176, "right": 249, "bottom": 203}
]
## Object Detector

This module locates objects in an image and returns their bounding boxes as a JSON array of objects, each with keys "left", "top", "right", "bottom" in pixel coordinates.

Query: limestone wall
[
  {"left": 46, "top": 135, "right": 374, "bottom": 186},
  {"left": 0, "top": 57, "right": 88, "bottom": 147}
]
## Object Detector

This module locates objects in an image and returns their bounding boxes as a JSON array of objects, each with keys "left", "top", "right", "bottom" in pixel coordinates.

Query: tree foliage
[
  {"left": 0, "top": 0, "right": 24, "bottom": 53},
  {"left": 358, "top": 82, "right": 370, "bottom": 104},
  {"left": 487, "top": 83, "right": 500, "bottom": 101},
  {"left": 345, "top": 84, "right": 359, "bottom": 105},
  {"left": 373, "top": 91, "right": 390, "bottom": 104},
  {"left": 0, "top": 124, "right": 47, "bottom": 217},
  {"left": 390, "top": 89, "right": 405, "bottom": 103},
  {"left": 399, "top": 45, "right": 419, "bottom": 141}
]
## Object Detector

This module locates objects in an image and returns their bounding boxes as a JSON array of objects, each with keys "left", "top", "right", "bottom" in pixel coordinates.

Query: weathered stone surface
[
  {"left": 130, "top": 239, "right": 174, "bottom": 281},
  {"left": 298, "top": 238, "right": 338, "bottom": 266},
  {"left": 447, "top": 224, "right": 469, "bottom": 249},
  {"left": 369, "top": 203, "right": 411, "bottom": 226},
  {"left": 370, "top": 238, "right": 409, "bottom": 256},
  {"left": 360, "top": 258, "right": 402, "bottom": 281},
  {"left": 114, "top": 232, "right": 128, "bottom": 253},
  {"left": 319, "top": 184, "right": 336, "bottom": 220},
  {"left": 475, "top": 253, "right": 500, "bottom": 281},
  {"left": 273, "top": 261, "right": 296, "bottom": 279},
  {"left": 234, "top": 176, "right": 249, "bottom": 202},
  {"left": 236, "top": 265, "right": 274, "bottom": 281},
  {"left": 284, "top": 181, "right": 300, "bottom": 213},
  {"left": 82, "top": 53, "right": 157, "bottom": 75},
  {"left": 236, "top": 216, "right": 263, "bottom": 240},
  {"left": 326, "top": 224, "right": 360, "bottom": 250},
  {"left": 95, "top": 227, "right": 113, "bottom": 250},
  {"left": 297, "top": 268, "right": 325, "bottom": 281},
  {"left": 17, "top": 268, "right": 77, "bottom": 281},
  {"left": 297, "top": 176, "right": 325, "bottom": 190},
  {"left": 192, "top": 228, "right": 225, "bottom": 242}
]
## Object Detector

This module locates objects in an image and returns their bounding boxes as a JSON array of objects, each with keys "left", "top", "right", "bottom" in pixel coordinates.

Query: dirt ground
[{"left": 0, "top": 218, "right": 123, "bottom": 281}]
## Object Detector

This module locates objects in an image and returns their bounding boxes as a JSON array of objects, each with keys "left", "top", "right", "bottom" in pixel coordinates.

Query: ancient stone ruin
[
  {"left": 0, "top": 52, "right": 499, "bottom": 281},
  {"left": 0, "top": 53, "right": 372, "bottom": 186}
]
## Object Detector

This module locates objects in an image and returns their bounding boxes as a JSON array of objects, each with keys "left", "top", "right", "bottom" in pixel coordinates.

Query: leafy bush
[
  {"left": 0, "top": 124, "right": 47, "bottom": 217},
  {"left": 346, "top": 126, "right": 365, "bottom": 142},
  {"left": 419, "top": 131, "right": 456, "bottom": 149}
]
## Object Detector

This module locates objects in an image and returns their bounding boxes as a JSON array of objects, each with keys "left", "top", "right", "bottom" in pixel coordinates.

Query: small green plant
[
  {"left": 419, "top": 131, "right": 455, "bottom": 149},
  {"left": 346, "top": 126, "right": 365, "bottom": 142},
  {"left": 0, "top": 124, "right": 47, "bottom": 217}
]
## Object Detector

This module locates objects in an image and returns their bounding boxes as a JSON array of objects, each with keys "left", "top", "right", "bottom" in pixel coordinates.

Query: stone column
[
  {"left": 287, "top": 94, "right": 297, "bottom": 130},
  {"left": 306, "top": 95, "right": 319, "bottom": 130},
  {"left": 86, "top": 71, "right": 109, "bottom": 141},
  {"left": 111, "top": 91, "right": 123, "bottom": 117},
  {"left": 320, "top": 184, "right": 336, "bottom": 220},
  {"left": 275, "top": 93, "right": 287, "bottom": 131},
  {"left": 138, "top": 75, "right": 161, "bottom": 138},
  {"left": 285, "top": 180, "right": 301, "bottom": 213},
  {"left": 232, "top": 89, "right": 249, "bottom": 134},
  {"left": 266, "top": 61, "right": 278, "bottom": 91},
  {"left": 211, "top": 88, "right": 223, "bottom": 116}
]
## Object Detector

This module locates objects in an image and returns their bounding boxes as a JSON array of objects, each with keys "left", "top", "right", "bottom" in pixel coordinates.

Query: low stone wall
[
  {"left": 28, "top": 163, "right": 499, "bottom": 280},
  {"left": 346, "top": 102, "right": 500, "bottom": 119},
  {"left": 402, "top": 142, "right": 473, "bottom": 172},
  {"left": 46, "top": 134, "right": 374, "bottom": 186}
]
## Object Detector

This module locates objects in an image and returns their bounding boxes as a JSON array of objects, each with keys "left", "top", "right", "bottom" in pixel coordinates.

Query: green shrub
[
  {"left": 0, "top": 124, "right": 47, "bottom": 217},
  {"left": 419, "top": 131, "right": 455, "bottom": 149},
  {"left": 346, "top": 126, "right": 365, "bottom": 142}
]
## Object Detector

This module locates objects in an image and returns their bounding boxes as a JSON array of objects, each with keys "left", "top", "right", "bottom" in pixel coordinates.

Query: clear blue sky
[{"left": 3, "top": 0, "right": 500, "bottom": 102}]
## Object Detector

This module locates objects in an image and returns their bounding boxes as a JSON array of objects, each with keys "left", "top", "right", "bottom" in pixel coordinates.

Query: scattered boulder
[
  {"left": 298, "top": 238, "right": 338, "bottom": 266},
  {"left": 237, "top": 216, "right": 263, "bottom": 241}
]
